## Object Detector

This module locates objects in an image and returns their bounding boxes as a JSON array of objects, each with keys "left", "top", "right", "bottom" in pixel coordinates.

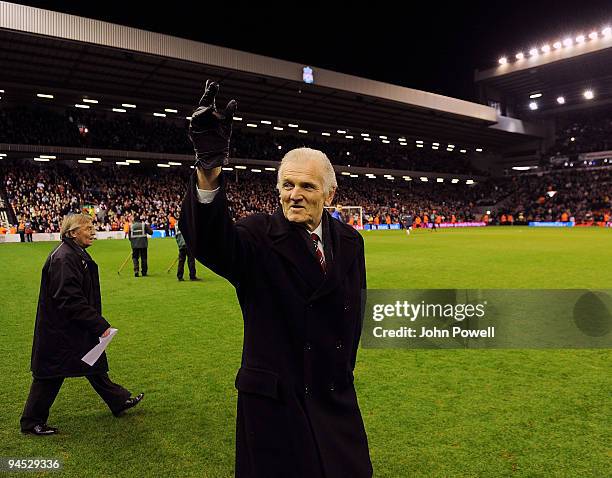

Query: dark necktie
[{"left": 310, "top": 233, "right": 326, "bottom": 274}]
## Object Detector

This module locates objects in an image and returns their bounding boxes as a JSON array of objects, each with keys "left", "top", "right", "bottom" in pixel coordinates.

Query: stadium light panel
[
  {"left": 448, "top": 144, "right": 455, "bottom": 148},
  {"left": 361, "top": 133, "right": 370, "bottom": 137},
  {"left": 288, "top": 123, "right": 299, "bottom": 128},
  {"left": 575, "top": 35, "right": 585, "bottom": 43},
  {"left": 529, "top": 48, "right": 539, "bottom": 56},
  {"left": 466, "top": 179, "right": 475, "bottom": 185},
  {"left": 557, "top": 96, "right": 565, "bottom": 104},
  {"left": 116, "top": 161, "right": 130, "bottom": 166},
  {"left": 541, "top": 44, "right": 551, "bottom": 53},
  {"left": 82, "top": 99, "right": 98, "bottom": 104},
  {"left": 277, "top": 145, "right": 282, "bottom": 150},
  {"left": 363, "top": 137, "right": 372, "bottom": 141},
  {"left": 337, "top": 129, "right": 346, "bottom": 134},
  {"left": 165, "top": 108, "right": 178, "bottom": 113},
  {"left": 346, "top": 135, "right": 354, "bottom": 139},
  {"left": 0, "top": 153, "right": 7, "bottom": 157},
  {"left": 399, "top": 143, "right": 407, "bottom": 146},
  {"left": 0, "top": 89, "right": 4, "bottom": 93},
  {"left": 476, "top": 148, "right": 483, "bottom": 152},
  {"left": 298, "top": 129, "right": 308, "bottom": 134},
  {"left": 416, "top": 144, "right": 424, "bottom": 148},
  {"left": 39, "top": 155, "right": 56, "bottom": 159},
  {"left": 153, "top": 113, "right": 166, "bottom": 117},
  {"left": 416, "top": 140, "right": 424, "bottom": 143},
  {"left": 583, "top": 90, "right": 594, "bottom": 100},
  {"left": 382, "top": 140, "right": 390, "bottom": 144},
  {"left": 222, "top": 167, "right": 233, "bottom": 171},
  {"left": 419, "top": 177, "right": 428, "bottom": 182},
  {"left": 75, "top": 104, "right": 89, "bottom": 109},
  {"left": 498, "top": 57, "right": 507, "bottom": 65},
  {"left": 233, "top": 116, "right": 243, "bottom": 121},
  {"left": 602, "top": 27, "right": 611, "bottom": 37},
  {"left": 553, "top": 41, "right": 562, "bottom": 49},
  {"left": 121, "top": 103, "right": 136, "bottom": 108},
  {"left": 185, "top": 116, "right": 192, "bottom": 120},
  {"left": 265, "top": 167, "right": 276, "bottom": 171},
  {"left": 235, "top": 165, "right": 247, "bottom": 169},
  {"left": 246, "top": 123, "right": 258, "bottom": 128},
  {"left": 350, "top": 174, "right": 358, "bottom": 178},
  {"left": 36, "top": 93, "right": 53, "bottom": 99},
  {"left": 341, "top": 172, "right": 351, "bottom": 176},
  {"left": 529, "top": 101, "right": 538, "bottom": 110},
  {"left": 563, "top": 38, "right": 573, "bottom": 47},
  {"left": 529, "top": 93, "right": 542, "bottom": 99},
  {"left": 78, "top": 160, "right": 93, "bottom": 164},
  {"left": 86, "top": 157, "right": 102, "bottom": 161},
  {"left": 436, "top": 178, "right": 444, "bottom": 183},
  {"left": 367, "top": 175, "right": 377, "bottom": 179},
  {"left": 126, "top": 160, "right": 140, "bottom": 164},
  {"left": 156, "top": 163, "right": 170, "bottom": 168},
  {"left": 589, "top": 31, "right": 598, "bottom": 40},
  {"left": 168, "top": 162, "right": 182, "bottom": 166},
  {"left": 260, "top": 120, "right": 271, "bottom": 124},
  {"left": 346, "top": 152, "right": 350, "bottom": 156},
  {"left": 451, "top": 178, "right": 459, "bottom": 183},
  {"left": 112, "top": 108, "right": 126, "bottom": 113},
  {"left": 515, "top": 52, "right": 524, "bottom": 60},
  {"left": 432, "top": 146, "right": 439, "bottom": 149},
  {"left": 379, "top": 135, "right": 387, "bottom": 139},
  {"left": 34, "top": 158, "right": 50, "bottom": 162},
  {"left": 570, "top": 137, "right": 576, "bottom": 141},
  {"left": 251, "top": 169, "right": 262, "bottom": 173},
  {"left": 432, "top": 142, "right": 440, "bottom": 146},
  {"left": 321, "top": 132, "right": 331, "bottom": 136},
  {"left": 273, "top": 126, "right": 284, "bottom": 130}
]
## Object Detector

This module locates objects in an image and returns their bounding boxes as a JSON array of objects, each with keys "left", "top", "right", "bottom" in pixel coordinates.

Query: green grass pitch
[{"left": 0, "top": 227, "right": 610, "bottom": 477}]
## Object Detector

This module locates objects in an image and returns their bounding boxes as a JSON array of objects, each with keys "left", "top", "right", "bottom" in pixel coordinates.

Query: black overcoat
[
  {"left": 30, "top": 238, "right": 110, "bottom": 378},
  {"left": 180, "top": 175, "right": 372, "bottom": 478}
]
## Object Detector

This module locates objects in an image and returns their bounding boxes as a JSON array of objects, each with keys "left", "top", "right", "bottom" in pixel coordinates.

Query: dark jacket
[
  {"left": 30, "top": 238, "right": 110, "bottom": 378},
  {"left": 180, "top": 174, "right": 372, "bottom": 478}
]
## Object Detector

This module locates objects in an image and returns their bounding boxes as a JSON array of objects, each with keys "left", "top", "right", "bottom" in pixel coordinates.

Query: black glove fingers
[
  {"left": 199, "top": 81, "right": 219, "bottom": 107},
  {"left": 224, "top": 99, "right": 238, "bottom": 123}
]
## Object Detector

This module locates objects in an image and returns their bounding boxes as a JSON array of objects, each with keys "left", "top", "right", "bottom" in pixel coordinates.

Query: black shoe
[
  {"left": 189, "top": 277, "right": 202, "bottom": 281},
  {"left": 177, "top": 277, "right": 184, "bottom": 281},
  {"left": 113, "top": 393, "right": 144, "bottom": 417},
  {"left": 22, "top": 424, "right": 58, "bottom": 435},
  {"left": 142, "top": 273, "right": 147, "bottom": 277},
  {"left": 134, "top": 272, "right": 139, "bottom": 277}
]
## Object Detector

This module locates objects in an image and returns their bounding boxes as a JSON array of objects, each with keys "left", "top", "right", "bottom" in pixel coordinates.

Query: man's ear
[{"left": 324, "top": 187, "right": 336, "bottom": 207}]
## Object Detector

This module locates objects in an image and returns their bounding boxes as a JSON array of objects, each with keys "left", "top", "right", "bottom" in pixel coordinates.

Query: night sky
[{"left": 11, "top": 1, "right": 612, "bottom": 101}]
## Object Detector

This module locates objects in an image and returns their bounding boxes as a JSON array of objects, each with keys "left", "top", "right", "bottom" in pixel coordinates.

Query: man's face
[
  {"left": 72, "top": 223, "right": 96, "bottom": 248},
  {"left": 279, "top": 159, "right": 335, "bottom": 230}
]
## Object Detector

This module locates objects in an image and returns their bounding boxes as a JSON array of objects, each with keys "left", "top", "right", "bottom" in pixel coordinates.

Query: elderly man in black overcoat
[
  {"left": 180, "top": 82, "right": 372, "bottom": 478},
  {"left": 20, "top": 214, "right": 143, "bottom": 435}
]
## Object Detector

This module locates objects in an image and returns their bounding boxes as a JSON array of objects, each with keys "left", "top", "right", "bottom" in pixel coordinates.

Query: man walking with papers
[{"left": 20, "top": 214, "right": 143, "bottom": 436}]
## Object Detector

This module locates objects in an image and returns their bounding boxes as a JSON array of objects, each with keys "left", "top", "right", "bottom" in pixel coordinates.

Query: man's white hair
[
  {"left": 60, "top": 213, "right": 93, "bottom": 239},
  {"left": 276, "top": 147, "right": 337, "bottom": 194}
]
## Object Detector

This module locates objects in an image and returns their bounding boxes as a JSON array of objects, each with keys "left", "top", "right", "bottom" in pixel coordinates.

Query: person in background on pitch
[
  {"left": 175, "top": 220, "right": 200, "bottom": 281},
  {"left": 20, "top": 213, "right": 143, "bottom": 435},
  {"left": 129, "top": 215, "right": 153, "bottom": 277}
]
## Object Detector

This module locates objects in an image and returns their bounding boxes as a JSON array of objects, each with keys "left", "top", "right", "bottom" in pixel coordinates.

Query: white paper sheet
[{"left": 81, "top": 328, "right": 118, "bottom": 366}]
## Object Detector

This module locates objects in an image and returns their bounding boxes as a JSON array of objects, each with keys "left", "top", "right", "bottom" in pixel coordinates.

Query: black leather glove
[{"left": 188, "top": 80, "right": 237, "bottom": 169}]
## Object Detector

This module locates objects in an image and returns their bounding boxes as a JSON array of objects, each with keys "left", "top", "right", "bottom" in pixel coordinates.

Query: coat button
[
  {"left": 304, "top": 385, "right": 310, "bottom": 395},
  {"left": 304, "top": 342, "right": 311, "bottom": 351},
  {"left": 329, "top": 382, "right": 335, "bottom": 391},
  {"left": 336, "top": 340, "right": 343, "bottom": 350}
]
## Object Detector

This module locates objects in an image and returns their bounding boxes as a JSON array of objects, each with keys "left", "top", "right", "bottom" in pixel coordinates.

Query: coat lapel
[
  {"left": 268, "top": 209, "right": 325, "bottom": 293},
  {"left": 311, "top": 212, "right": 360, "bottom": 302}
]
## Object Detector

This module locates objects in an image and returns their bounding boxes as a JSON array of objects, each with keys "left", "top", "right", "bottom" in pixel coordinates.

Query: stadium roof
[
  {"left": 0, "top": 1, "right": 544, "bottom": 150},
  {"left": 475, "top": 31, "right": 612, "bottom": 114}
]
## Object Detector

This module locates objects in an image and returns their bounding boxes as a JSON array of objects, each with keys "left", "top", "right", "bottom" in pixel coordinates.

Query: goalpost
[{"left": 325, "top": 205, "right": 364, "bottom": 230}]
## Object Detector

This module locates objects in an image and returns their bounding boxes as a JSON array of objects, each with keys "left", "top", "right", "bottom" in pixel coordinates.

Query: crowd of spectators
[
  {"left": 0, "top": 106, "right": 479, "bottom": 174},
  {"left": 547, "top": 108, "right": 612, "bottom": 159},
  {"left": 1, "top": 159, "right": 609, "bottom": 235}
]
